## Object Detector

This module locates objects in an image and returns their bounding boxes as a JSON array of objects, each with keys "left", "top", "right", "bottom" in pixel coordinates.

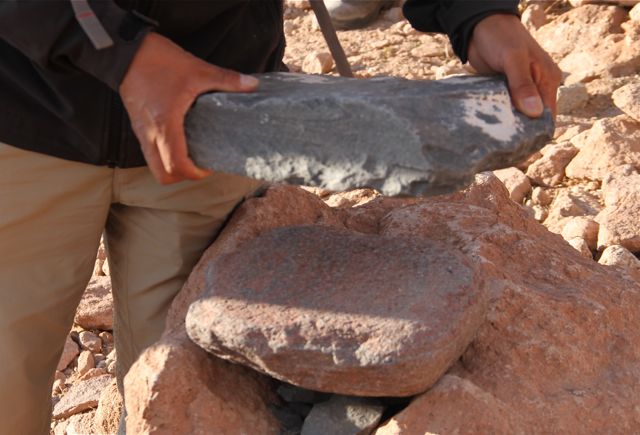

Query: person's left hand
[{"left": 468, "top": 13, "right": 562, "bottom": 118}]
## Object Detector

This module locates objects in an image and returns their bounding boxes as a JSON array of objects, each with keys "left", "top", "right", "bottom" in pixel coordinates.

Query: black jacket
[{"left": 0, "top": 0, "right": 518, "bottom": 168}]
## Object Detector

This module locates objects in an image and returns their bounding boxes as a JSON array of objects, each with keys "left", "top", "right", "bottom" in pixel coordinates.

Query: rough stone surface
[
  {"left": 561, "top": 216, "right": 599, "bottom": 251},
  {"left": 64, "top": 411, "right": 97, "bottom": 435},
  {"left": 53, "top": 375, "right": 112, "bottom": 419},
  {"left": 556, "top": 83, "right": 589, "bottom": 114},
  {"left": 492, "top": 167, "right": 531, "bottom": 203},
  {"left": 613, "top": 82, "right": 640, "bottom": 122},
  {"left": 567, "top": 237, "right": 593, "bottom": 258},
  {"left": 596, "top": 169, "right": 640, "bottom": 251},
  {"left": 186, "top": 73, "right": 554, "bottom": 196},
  {"left": 94, "top": 379, "right": 123, "bottom": 435},
  {"left": 301, "top": 396, "right": 384, "bottom": 435},
  {"left": 522, "top": 4, "right": 549, "bottom": 31},
  {"left": 78, "top": 331, "right": 102, "bottom": 353},
  {"left": 77, "top": 350, "right": 95, "bottom": 377},
  {"left": 125, "top": 332, "right": 279, "bottom": 435},
  {"left": 302, "top": 51, "right": 334, "bottom": 74},
  {"left": 543, "top": 186, "right": 602, "bottom": 234},
  {"left": 57, "top": 335, "right": 80, "bottom": 372},
  {"left": 371, "top": 173, "right": 640, "bottom": 433},
  {"left": 565, "top": 115, "right": 640, "bottom": 181},
  {"left": 186, "top": 224, "right": 486, "bottom": 397},
  {"left": 74, "top": 276, "right": 113, "bottom": 330},
  {"left": 598, "top": 245, "right": 640, "bottom": 281},
  {"left": 526, "top": 142, "right": 578, "bottom": 186}
]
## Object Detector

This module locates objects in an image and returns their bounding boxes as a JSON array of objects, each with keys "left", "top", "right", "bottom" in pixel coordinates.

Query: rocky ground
[{"left": 51, "top": 1, "right": 640, "bottom": 433}]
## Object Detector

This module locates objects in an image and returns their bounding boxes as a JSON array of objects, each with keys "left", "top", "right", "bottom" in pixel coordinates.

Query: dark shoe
[{"left": 325, "top": 0, "right": 395, "bottom": 30}]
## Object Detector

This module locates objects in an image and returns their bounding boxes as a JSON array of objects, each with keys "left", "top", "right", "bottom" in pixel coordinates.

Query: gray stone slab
[
  {"left": 186, "top": 73, "right": 554, "bottom": 196},
  {"left": 301, "top": 395, "right": 384, "bottom": 435}
]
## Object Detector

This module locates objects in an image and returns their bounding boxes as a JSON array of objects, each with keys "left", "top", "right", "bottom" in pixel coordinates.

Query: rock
[
  {"left": 531, "top": 186, "right": 552, "bottom": 206},
  {"left": 79, "top": 367, "right": 107, "bottom": 381},
  {"left": 186, "top": 73, "right": 554, "bottom": 197},
  {"left": 78, "top": 331, "right": 101, "bottom": 353},
  {"left": 561, "top": 216, "right": 599, "bottom": 250},
  {"left": 77, "top": 350, "right": 95, "bottom": 377},
  {"left": 374, "top": 375, "right": 525, "bottom": 434},
  {"left": 492, "top": 167, "right": 531, "bottom": 203},
  {"left": 373, "top": 173, "right": 640, "bottom": 433},
  {"left": 186, "top": 225, "right": 486, "bottom": 397},
  {"left": 567, "top": 237, "right": 593, "bottom": 259},
  {"left": 612, "top": 82, "right": 640, "bottom": 122},
  {"left": 556, "top": 84, "right": 589, "bottom": 114},
  {"left": 323, "top": 188, "right": 380, "bottom": 208},
  {"left": 543, "top": 186, "right": 602, "bottom": 234},
  {"left": 598, "top": 245, "right": 640, "bottom": 281},
  {"left": 526, "top": 142, "right": 578, "bottom": 187},
  {"left": 52, "top": 375, "right": 112, "bottom": 419},
  {"left": 94, "top": 379, "right": 123, "bottom": 435},
  {"left": 57, "top": 335, "right": 80, "bottom": 371},
  {"left": 522, "top": 4, "right": 549, "bottom": 31},
  {"left": 277, "top": 384, "right": 330, "bottom": 404},
  {"left": 631, "top": 3, "right": 640, "bottom": 22},
  {"left": 124, "top": 333, "right": 280, "bottom": 435},
  {"left": 565, "top": 115, "right": 640, "bottom": 181},
  {"left": 301, "top": 396, "right": 384, "bottom": 435},
  {"left": 302, "top": 51, "right": 334, "bottom": 74},
  {"left": 596, "top": 170, "right": 640, "bottom": 251},
  {"left": 74, "top": 276, "right": 113, "bottom": 330},
  {"left": 64, "top": 411, "right": 97, "bottom": 435}
]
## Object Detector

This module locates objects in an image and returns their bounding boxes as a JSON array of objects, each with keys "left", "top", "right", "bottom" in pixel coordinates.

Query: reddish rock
[
  {"left": 53, "top": 375, "right": 113, "bottom": 419},
  {"left": 596, "top": 170, "right": 640, "bottom": 251},
  {"left": 373, "top": 173, "right": 640, "bottom": 433},
  {"left": 57, "top": 335, "right": 80, "bottom": 372},
  {"left": 94, "top": 379, "right": 123, "bottom": 435},
  {"left": 565, "top": 115, "right": 640, "bottom": 181},
  {"left": 492, "top": 167, "right": 531, "bottom": 203},
  {"left": 186, "top": 224, "right": 485, "bottom": 397},
  {"left": 613, "top": 82, "right": 640, "bottom": 122},
  {"left": 74, "top": 276, "right": 113, "bottom": 330},
  {"left": 125, "top": 332, "right": 279, "bottom": 435},
  {"left": 78, "top": 330, "right": 102, "bottom": 353},
  {"left": 561, "top": 216, "right": 599, "bottom": 251},
  {"left": 526, "top": 142, "right": 578, "bottom": 186}
]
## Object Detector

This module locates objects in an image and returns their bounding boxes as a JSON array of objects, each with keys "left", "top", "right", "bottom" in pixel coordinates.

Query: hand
[
  {"left": 120, "top": 32, "right": 259, "bottom": 184},
  {"left": 468, "top": 14, "right": 562, "bottom": 118}
]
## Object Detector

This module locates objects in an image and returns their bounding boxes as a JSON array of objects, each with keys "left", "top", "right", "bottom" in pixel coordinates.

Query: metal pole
[{"left": 309, "top": 0, "right": 354, "bottom": 77}]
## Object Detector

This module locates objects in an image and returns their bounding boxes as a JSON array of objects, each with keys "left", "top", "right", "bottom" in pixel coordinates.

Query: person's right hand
[{"left": 119, "top": 32, "right": 259, "bottom": 184}]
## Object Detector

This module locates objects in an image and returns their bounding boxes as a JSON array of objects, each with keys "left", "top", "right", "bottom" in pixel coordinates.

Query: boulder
[
  {"left": 186, "top": 73, "right": 554, "bottom": 196},
  {"left": 565, "top": 115, "right": 640, "bottom": 181},
  {"left": 74, "top": 276, "right": 113, "bottom": 330},
  {"left": 186, "top": 224, "right": 486, "bottom": 397}
]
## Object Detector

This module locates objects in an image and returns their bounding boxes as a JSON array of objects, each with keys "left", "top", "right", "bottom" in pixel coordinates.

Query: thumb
[
  {"left": 503, "top": 55, "right": 544, "bottom": 118},
  {"left": 200, "top": 63, "right": 260, "bottom": 93}
]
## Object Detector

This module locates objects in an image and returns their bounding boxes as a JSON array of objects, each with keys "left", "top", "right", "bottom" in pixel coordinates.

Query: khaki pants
[{"left": 0, "top": 143, "right": 263, "bottom": 434}]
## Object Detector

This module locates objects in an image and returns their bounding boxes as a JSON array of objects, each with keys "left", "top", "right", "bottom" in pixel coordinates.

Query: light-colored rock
[
  {"left": 125, "top": 333, "right": 279, "bottom": 435},
  {"left": 565, "top": 115, "right": 640, "bottom": 181},
  {"left": 556, "top": 83, "right": 589, "bottom": 114},
  {"left": 631, "top": 3, "right": 640, "bottom": 22},
  {"left": 531, "top": 186, "right": 552, "bottom": 206},
  {"left": 522, "top": 4, "right": 549, "bottom": 31},
  {"left": 64, "top": 410, "right": 97, "bottom": 435},
  {"left": 302, "top": 51, "right": 334, "bottom": 74},
  {"left": 612, "top": 82, "right": 640, "bottom": 122},
  {"left": 186, "top": 222, "right": 486, "bottom": 397},
  {"left": 543, "top": 186, "right": 602, "bottom": 234},
  {"left": 596, "top": 170, "right": 640, "bottom": 251},
  {"left": 561, "top": 216, "right": 599, "bottom": 250},
  {"left": 74, "top": 276, "right": 113, "bottom": 330},
  {"left": 52, "top": 375, "right": 112, "bottom": 419},
  {"left": 567, "top": 237, "right": 593, "bottom": 258},
  {"left": 78, "top": 331, "right": 101, "bottom": 353},
  {"left": 526, "top": 142, "right": 578, "bottom": 186},
  {"left": 323, "top": 188, "right": 380, "bottom": 208},
  {"left": 94, "top": 379, "right": 123, "bottom": 435},
  {"left": 301, "top": 396, "right": 384, "bottom": 435},
  {"left": 598, "top": 245, "right": 640, "bottom": 281},
  {"left": 492, "top": 167, "right": 531, "bottom": 203},
  {"left": 57, "top": 335, "right": 80, "bottom": 372},
  {"left": 77, "top": 350, "right": 95, "bottom": 377},
  {"left": 79, "top": 367, "right": 107, "bottom": 381}
]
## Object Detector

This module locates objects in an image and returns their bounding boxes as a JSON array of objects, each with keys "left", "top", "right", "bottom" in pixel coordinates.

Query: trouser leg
[
  {"left": 104, "top": 167, "right": 263, "bottom": 388},
  {"left": 0, "top": 144, "right": 111, "bottom": 435}
]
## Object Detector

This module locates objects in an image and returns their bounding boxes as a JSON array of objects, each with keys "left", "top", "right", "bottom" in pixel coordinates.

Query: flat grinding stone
[{"left": 186, "top": 73, "right": 554, "bottom": 196}]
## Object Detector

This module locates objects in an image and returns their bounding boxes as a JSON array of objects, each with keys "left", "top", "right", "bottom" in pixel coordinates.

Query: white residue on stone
[{"left": 462, "top": 92, "right": 523, "bottom": 142}]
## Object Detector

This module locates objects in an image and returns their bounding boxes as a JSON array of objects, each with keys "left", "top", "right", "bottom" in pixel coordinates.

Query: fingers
[
  {"left": 502, "top": 53, "right": 544, "bottom": 118},
  {"left": 155, "top": 115, "right": 211, "bottom": 182},
  {"left": 198, "top": 63, "right": 260, "bottom": 94}
]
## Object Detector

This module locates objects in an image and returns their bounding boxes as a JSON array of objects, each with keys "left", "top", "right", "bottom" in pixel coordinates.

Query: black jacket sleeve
[
  {"left": 0, "top": 0, "right": 152, "bottom": 91},
  {"left": 403, "top": 0, "right": 520, "bottom": 63}
]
